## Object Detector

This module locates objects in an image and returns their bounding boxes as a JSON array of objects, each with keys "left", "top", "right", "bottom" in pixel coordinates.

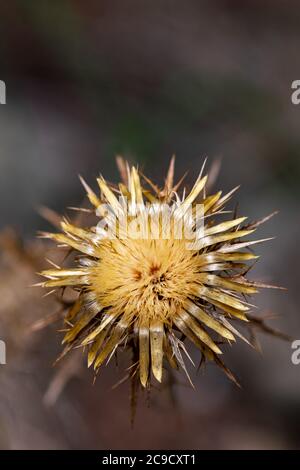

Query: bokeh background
[{"left": 0, "top": 0, "right": 300, "bottom": 450}]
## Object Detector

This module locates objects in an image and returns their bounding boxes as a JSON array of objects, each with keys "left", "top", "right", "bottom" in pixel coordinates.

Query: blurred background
[{"left": 0, "top": 0, "right": 300, "bottom": 450}]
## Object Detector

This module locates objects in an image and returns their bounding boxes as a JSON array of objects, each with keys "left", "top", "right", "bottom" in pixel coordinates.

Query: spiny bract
[{"left": 39, "top": 157, "right": 275, "bottom": 388}]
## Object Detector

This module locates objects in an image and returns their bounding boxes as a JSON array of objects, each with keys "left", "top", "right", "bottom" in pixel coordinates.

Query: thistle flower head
[{"left": 39, "top": 158, "right": 275, "bottom": 388}]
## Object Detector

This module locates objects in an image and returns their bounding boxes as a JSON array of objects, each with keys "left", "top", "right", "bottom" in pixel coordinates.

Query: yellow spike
[
  {"left": 184, "top": 174, "right": 207, "bottom": 206},
  {"left": 119, "top": 183, "right": 130, "bottom": 198},
  {"left": 94, "top": 318, "right": 129, "bottom": 369},
  {"left": 139, "top": 325, "right": 150, "bottom": 387},
  {"left": 173, "top": 315, "right": 214, "bottom": 361},
  {"left": 97, "top": 177, "right": 123, "bottom": 215},
  {"left": 79, "top": 175, "right": 101, "bottom": 209},
  {"left": 204, "top": 217, "right": 248, "bottom": 237},
  {"left": 178, "top": 310, "right": 222, "bottom": 354},
  {"left": 45, "top": 233, "right": 97, "bottom": 257},
  {"left": 163, "top": 334, "right": 178, "bottom": 369},
  {"left": 87, "top": 329, "right": 109, "bottom": 367},
  {"left": 213, "top": 185, "right": 240, "bottom": 211},
  {"left": 174, "top": 175, "right": 207, "bottom": 218},
  {"left": 199, "top": 252, "right": 259, "bottom": 264},
  {"left": 61, "top": 221, "right": 94, "bottom": 241},
  {"left": 201, "top": 297, "right": 249, "bottom": 321},
  {"left": 81, "top": 311, "right": 121, "bottom": 346},
  {"left": 203, "top": 191, "right": 222, "bottom": 213},
  {"left": 63, "top": 306, "right": 101, "bottom": 344},
  {"left": 197, "top": 274, "right": 258, "bottom": 294},
  {"left": 162, "top": 155, "right": 175, "bottom": 196},
  {"left": 43, "top": 276, "right": 89, "bottom": 288},
  {"left": 198, "top": 286, "right": 249, "bottom": 312},
  {"left": 218, "top": 237, "right": 274, "bottom": 253},
  {"left": 41, "top": 268, "right": 88, "bottom": 278},
  {"left": 150, "top": 321, "right": 164, "bottom": 382},
  {"left": 131, "top": 166, "right": 144, "bottom": 205},
  {"left": 143, "top": 190, "right": 158, "bottom": 203},
  {"left": 184, "top": 300, "right": 235, "bottom": 340},
  {"left": 196, "top": 229, "right": 255, "bottom": 250}
]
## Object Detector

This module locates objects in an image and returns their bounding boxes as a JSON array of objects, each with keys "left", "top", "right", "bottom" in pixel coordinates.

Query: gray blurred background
[{"left": 0, "top": 0, "right": 299, "bottom": 450}]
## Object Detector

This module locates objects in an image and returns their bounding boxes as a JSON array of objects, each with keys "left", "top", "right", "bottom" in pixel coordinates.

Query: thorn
[
  {"left": 37, "top": 206, "right": 62, "bottom": 229},
  {"left": 45, "top": 258, "right": 61, "bottom": 269},
  {"left": 42, "top": 289, "right": 56, "bottom": 298},
  {"left": 116, "top": 155, "right": 129, "bottom": 185}
]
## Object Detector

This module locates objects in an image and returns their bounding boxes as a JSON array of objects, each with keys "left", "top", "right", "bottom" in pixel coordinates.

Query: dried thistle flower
[{"left": 38, "top": 157, "right": 279, "bottom": 389}]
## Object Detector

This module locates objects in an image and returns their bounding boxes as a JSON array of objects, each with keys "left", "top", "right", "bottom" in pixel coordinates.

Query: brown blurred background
[{"left": 0, "top": 0, "right": 300, "bottom": 450}]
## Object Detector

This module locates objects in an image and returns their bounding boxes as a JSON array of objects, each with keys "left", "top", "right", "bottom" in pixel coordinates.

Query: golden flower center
[{"left": 89, "top": 238, "right": 200, "bottom": 325}]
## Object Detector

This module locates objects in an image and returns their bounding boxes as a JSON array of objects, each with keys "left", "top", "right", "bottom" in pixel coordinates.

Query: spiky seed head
[{"left": 39, "top": 158, "right": 275, "bottom": 388}]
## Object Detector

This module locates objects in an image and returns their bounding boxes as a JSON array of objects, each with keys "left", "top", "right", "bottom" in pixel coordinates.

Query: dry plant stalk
[{"left": 37, "top": 157, "right": 284, "bottom": 393}]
